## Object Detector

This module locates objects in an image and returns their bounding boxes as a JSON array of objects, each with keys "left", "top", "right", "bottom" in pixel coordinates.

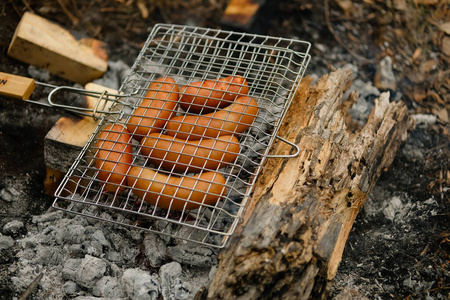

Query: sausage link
[
  {"left": 126, "top": 77, "right": 179, "bottom": 140},
  {"left": 179, "top": 75, "right": 249, "bottom": 114},
  {"left": 95, "top": 124, "right": 133, "bottom": 193},
  {"left": 165, "top": 96, "right": 259, "bottom": 140},
  {"left": 127, "top": 166, "right": 226, "bottom": 210},
  {"left": 141, "top": 133, "right": 240, "bottom": 173}
]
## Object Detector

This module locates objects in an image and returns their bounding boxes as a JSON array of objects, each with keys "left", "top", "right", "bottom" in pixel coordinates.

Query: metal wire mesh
[{"left": 52, "top": 24, "right": 311, "bottom": 248}]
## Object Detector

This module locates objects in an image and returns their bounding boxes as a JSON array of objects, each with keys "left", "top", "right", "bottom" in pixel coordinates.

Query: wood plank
[
  {"left": 207, "top": 69, "right": 414, "bottom": 299},
  {"left": 7, "top": 12, "right": 108, "bottom": 84}
]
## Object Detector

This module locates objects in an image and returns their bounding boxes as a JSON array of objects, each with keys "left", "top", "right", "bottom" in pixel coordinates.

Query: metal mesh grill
[{"left": 52, "top": 24, "right": 311, "bottom": 248}]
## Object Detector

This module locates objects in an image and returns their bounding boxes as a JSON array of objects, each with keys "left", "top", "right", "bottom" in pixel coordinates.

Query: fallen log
[{"left": 207, "top": 68, "right": 414, "bottom": 299}]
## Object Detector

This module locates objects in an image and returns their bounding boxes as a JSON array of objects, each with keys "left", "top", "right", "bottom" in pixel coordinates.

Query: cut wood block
[
  {"left": 8, "top": 12, "right": 108, "bottom": 84},
  {"left": 84, "top": 82, "right": 117, "bottom": 116},
  {"left": 220, "top": 0, "right": 276, "bottom": 33},
  {"left": 44, "top": 115, "right": 98, "bottom": 173},
  {"left": 44, "top": 84, "right": 117, "bottom": 176},
  {"left": 44, "top": 167, "right": 79, "bottom": 197}
]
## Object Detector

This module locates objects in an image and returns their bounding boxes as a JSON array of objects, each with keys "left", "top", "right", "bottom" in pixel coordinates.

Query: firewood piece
[
  {"left": 7, "top": 12, "right": 108, "bottom": 84},
  {"left": 44, "top": 83, "right": 117, "bottom": 174},
  {"left": 208, "top": 69, "right": 414, "bottom": 299},
  {"left": 220, "top": 0, "right": 277, "bottom": 33}
]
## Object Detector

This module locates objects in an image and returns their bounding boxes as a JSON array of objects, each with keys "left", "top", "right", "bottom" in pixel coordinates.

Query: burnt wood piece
[
  {"left": 220, "top": 0, "right": 277, "bottom": 34},
  {"left": 44, "top": 83, "right": 117, "bottom": 173},
  {"left": 43, "top": 84, "right": 116, "bottom": 196},
  {"left": 208, "top": 69, "right": 414, "bottom": 299}
]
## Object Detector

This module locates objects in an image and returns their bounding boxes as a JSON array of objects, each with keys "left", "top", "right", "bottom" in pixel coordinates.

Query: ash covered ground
[{"left": 0, "top": 1, "right": 449, "bottom": 299}]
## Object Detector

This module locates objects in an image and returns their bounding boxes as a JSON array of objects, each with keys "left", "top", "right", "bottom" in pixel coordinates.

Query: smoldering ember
[{"left": 0, "top": 1, "right": 449, "bottom": 300}]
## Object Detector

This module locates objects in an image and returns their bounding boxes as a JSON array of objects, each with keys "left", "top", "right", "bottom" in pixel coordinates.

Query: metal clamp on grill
[{"left": 52, "top": 24, "right": 311, "bottom": 248}]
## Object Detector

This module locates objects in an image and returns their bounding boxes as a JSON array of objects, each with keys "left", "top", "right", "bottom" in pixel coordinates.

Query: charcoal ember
[
  {"left": 33, "top": 245, "right": 66, "bottom": 265},
  {"left": 82, "top": 239, "right": 104, "bottom": 257},
  {"left": 31, "top": 210, "right": 64, "bottom": 224},
  {"left": 61, "top": 224, "right": 86, "bottom": 244},
  {"left": 0, "top": 187, "right": 19, "bottom": 203},
  {"left": 121, "top": 268, "right": 161, "bottom": 300},
  {"left": 63, "top": 280, "right": 78, "bottom": 295},
  {"left": 168, "top": 243, "right": 217, "bottom": 267},
  {"left": 143, "top": 232, "right": 167, "bottom": 266},
  {"left": 106, "top": 250, "right": 126, "bottom": 266},
  {"left": 93, "top": 276, "right": 127, "bottom": 298},
  {"left": 3, "top": 219, "right": 25, "bottom": 236},
  {"left": 160, "top": 262, "right": 191, "bottom": 300},
  {"left": 63, "top": 255, "right": 107, "bottom": 289},
  {"left": 0, "top": 235, "right": 15, "bottom": 264},
  {"left": 0, "top": 235, "right": 15, "bottom": 250}
]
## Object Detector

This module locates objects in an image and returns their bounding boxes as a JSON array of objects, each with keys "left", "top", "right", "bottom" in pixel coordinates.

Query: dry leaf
[
  {"left": 393, "top": 0, "right": 407, "bottom": 10},
  {"left": 335, "top": 0, "right": 354, "bottom": 15},
  {"left": 438, "top": 22, "right": 450, "bottom": 35},
  {"left": 442, "top": 36, "right": 450, "bottom": 57},
  {"left": 413, "top": 87, "right": 427, "bottom": 103},
  {"left": 413, "top": 0, "right": 439, "bottom": 5},
  {"left": 412, "top": 47, "right": 422, "bottom": 63},
  {"left": 137, "top": 0, "right": 149, "bottom": 19},
  {"left": 420, "top": 59, "right": 438, "bottom": 73},
  {"left": 428, "top": 90, "right": 445, "bottom": 105},
  {"left": 432, "top": 107, "right": 449, "bottom": 123}
]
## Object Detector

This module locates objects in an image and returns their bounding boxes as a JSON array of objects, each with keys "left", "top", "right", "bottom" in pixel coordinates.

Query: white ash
[
  {"left": 143, "top": 233, "right": 167, "bottom": 266},
  {"left": 347, "top": 78, "right": 380, "bottom": 126},
  {"left": 3, "top": 220, "right": 24, "bottom": 236},
  {"left": 0, "top": 235, "right": 15, "bottom": 250},
  {"left": 411, "top": 113, "right": 437, "bottom": 127},
  {"left": 9, "top": 209, "right": 215, "bottom": 299},
  {"left": 0, "top": 186, "right": 20, "bottom": 203},
  {"left": 122, "top": 268, "right": 160, "bottom": 300}
]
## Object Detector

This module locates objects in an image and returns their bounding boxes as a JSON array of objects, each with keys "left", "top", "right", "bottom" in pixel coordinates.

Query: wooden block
[
  {"left": 0, "top": 72, "right": 36, "bottom": 100},
  {"left": 7, "top": 12, "right": 108, "bottom": 84},
  {"left": 84, "top": 82, "right": 117, "bottom": 115},
  {"left": 44, "top": 83, "right": 117, "bottom": 173},
  {"left": 44, "top": 167, "right": 79, "bottom": 197},
  {"left": 44, "top": 115, "right": 98, "bottom": 173},
  {"left": 220, "top": 0, "right": 277, "bottom": 33}
]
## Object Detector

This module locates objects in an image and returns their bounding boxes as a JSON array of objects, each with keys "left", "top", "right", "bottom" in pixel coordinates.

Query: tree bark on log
[{"left": 207, "top": 68, "right": 414, "bottom": 299}]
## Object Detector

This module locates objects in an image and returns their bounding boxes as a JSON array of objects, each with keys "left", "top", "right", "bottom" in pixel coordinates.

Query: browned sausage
[
  {"left": 95, "top": 124, "right": 133, "bottom": 193},
  {"left": 179, "top": 75, "right": 249, "bottom": 114},
  {"left": 165, "top": 96, "right": 259, "bottom": 140},
  {"left": 141, "top": 133, "right": 240, "bottom": 173},
  {"left": 126, "top": 77, "right": 179, "bottom": 140},
  {"left": 127, "top": 166, "right": 226, "bottom": 210}
]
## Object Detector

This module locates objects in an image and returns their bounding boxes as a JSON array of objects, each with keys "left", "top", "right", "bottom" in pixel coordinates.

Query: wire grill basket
[{"left": 52, "top": 24, "right": 311, "bottom": 248}]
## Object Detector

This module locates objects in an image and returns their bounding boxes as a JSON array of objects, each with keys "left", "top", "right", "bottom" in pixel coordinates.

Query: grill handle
[{"left": 265, "top": 135, "right": 300, "bottom": 158}]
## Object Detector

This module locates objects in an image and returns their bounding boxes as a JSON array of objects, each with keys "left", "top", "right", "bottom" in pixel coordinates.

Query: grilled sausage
[
  {"left": 127, "top": 166, "right": 226, "bottom": 210},
  {"left": 165, "top": 96, "right": 259, "bottom": 140},
  {"left": 127, "top": 77, "right": 179, "bottom": 140},
  {"left": 141, "top": 133, "right": 240, "bottom": 173},
  {"left": 95, "top": 124, "right": 133, "bottom": 193},
  {"left": 179, "top": 75, "right": 249, "bottom": 114}
]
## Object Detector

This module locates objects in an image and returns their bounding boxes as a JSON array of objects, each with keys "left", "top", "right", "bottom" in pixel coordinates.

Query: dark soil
[{"left": 0, "top": 0, "right": 449, "bottom": 299}]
